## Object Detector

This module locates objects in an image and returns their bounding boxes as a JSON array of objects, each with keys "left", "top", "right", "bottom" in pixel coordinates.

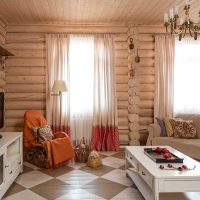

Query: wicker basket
[{"left": 86, "top": 151, "right": 102, "bottom": 168}]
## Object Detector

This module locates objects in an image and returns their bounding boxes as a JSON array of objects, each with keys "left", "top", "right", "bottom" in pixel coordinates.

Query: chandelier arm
[{"left": 166, "top": 25, "right": 184, "bottom": 36}]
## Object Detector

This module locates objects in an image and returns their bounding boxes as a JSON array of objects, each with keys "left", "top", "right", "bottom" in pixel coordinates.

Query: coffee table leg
[{"left": 154, "top": 180, "right": 159, "bottom": 200}]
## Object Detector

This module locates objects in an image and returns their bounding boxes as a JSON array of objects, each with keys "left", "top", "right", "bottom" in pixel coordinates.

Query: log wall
[
  {"left": 0, "top": 21, "right": 6, "bottom": 92},
  {"left": 4, "top": 24, "right": 159, "bottom": 145},
  {"left": 4, "top": 33, "right": 46, "bottom": 132}
]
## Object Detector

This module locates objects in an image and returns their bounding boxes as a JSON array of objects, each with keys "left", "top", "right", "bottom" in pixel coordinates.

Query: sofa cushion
[
  {"left": 152, "top": 137, "right": 200, "bottom": 160},
  {"left": 172, "top": 120, "right": 197, "bottom": 139},
  {"left": 156, "top": 117, "right": 167, "bottom": 137},
  {"left": 177, "top": 114, "right": 200, "bottom": 138}
]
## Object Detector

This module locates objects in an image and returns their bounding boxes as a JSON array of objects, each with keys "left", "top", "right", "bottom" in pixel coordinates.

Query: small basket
[
  {"left": 86, "top": 151, "right": 102, "bottom": 168},
  {"left": 87, "top": 158, "right": 102, "bottom": 168}
]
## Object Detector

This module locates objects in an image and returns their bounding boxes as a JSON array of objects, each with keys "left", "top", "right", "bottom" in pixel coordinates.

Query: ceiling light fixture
[{"left": 164, "top": 0, "right": 200, "bottom": 40}]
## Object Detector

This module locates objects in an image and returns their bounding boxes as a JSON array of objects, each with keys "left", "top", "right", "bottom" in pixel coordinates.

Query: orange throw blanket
[{"left": 23, "top": 110, "right": 75, "bottom": 168}]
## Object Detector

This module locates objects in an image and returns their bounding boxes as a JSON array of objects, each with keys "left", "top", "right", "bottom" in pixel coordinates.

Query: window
[
  {"left": 67, "top": 35, "right": 94, "bottom": 144},
  {"left": 174, "top": 37, "right": 200, "bottom": 114}
]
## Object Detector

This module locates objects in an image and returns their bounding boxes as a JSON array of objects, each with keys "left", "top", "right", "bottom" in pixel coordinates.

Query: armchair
[{"left": 23, "top": 110, "right": 75, "bottom": 168}]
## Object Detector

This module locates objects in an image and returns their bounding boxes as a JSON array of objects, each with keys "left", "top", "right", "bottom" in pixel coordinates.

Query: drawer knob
[
  {"left": 5, "top": 165, "right": 9, "bottom": 168},
  {"left": 130, "top": 157, "right": 132, "bottom": 160},
  {"left": 18, "top": 161, "right": 21, "bottom": 165},
  {"left": 9, "top": 171, "right": 12, "bottom": 174},
  {"left": 142, "top": 171, "right": 145, "bottom": 176}
]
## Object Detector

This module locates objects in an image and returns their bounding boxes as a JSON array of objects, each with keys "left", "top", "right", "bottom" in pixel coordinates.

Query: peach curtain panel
[
  {"left": 91, "top": 34, "right": 119, "bottom": 151},
  {"left": 46, "top": 34, "right": 70, "bottom": 134},
  {"left": 154, "top": 35, "right": 175, "bottom": 119}
]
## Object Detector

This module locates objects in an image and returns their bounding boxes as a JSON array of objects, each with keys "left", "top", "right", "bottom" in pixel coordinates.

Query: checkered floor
[
  {"left": 3, "top": 150, "right": 200, "bottom": 200},
  {"left": 2, "top": 151, "right": 144, "bottom": 200}
]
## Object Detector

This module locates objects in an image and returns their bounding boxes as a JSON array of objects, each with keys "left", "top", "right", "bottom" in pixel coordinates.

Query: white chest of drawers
[
  {"left": 0, "top": 132, "right": 23, "bottom": 199},
  {"left": 126, "top": 146, "right": 200, "bottom": 200}
]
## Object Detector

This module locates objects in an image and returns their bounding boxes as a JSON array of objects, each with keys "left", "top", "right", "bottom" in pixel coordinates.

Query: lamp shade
[{"left": 52, "top": 80, "right": 67, "bottom": 92}]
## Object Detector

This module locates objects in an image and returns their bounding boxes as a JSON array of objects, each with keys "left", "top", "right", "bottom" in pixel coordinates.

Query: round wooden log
[
  {"left": 139, "top": 100, "right": 154, "bottom": 109},
  {"left": 5, "top": 93, "right": 46, "bottom": 101},
  {"left": 6, "top": 76, "right": 45, "bottom": 84},
  {"left": 115, "top": 67, "right": 129, "bottom": 75},
  {"left": 117, "top": 109, "right": 128, "bottom": 117},
  {"left": 139, "top": 117, "right": 154, "bottom": 125},
  {"left": 139, "top": 108, "right": 153, "bottom": 117},
  {"left": 117, "top": 101, "right": 129, "bottom": 109},
  {"left": 6, "top": 33, "right": 45, "bottom": 41},
  {"left": 6, "top": 66, "right": 45, "bottom": 76},
  {"left": 128, "top": 87, "right": 139, "bottom": 96},
  {"left": 10, "top": 50, "right": 45, "bottom": 58},
  {"left": 138, "top": 49, "right": 154, "bottom": 58},
  {"left": 129, "top": 131, "right": 140, "bottom": 140},
  {"left": 128, "top": 113, "right": 139, "bottom": 122},
  {"left": 118, "top": 117, "right": 129, "bottom": 126},
  {"left": 6, "top": 109, "right": 45, "bottom": 118},
  {"left": 139, "top": 41, "right": 154, "bottom": 50},
  {"left": 138, "top": 67, "right": 155, "bottom": 75},
  {"left": 128, "top": 96, "right": 140, "bottom": 105},
  {"left": 128, "top": 78, "right": 139, "bottom": 87},
  {"left": 116, "top": 84, "right": 128, "bottom": 92},
  {"left": 5, "top": 101, "right": 45, "bottom": 110},
  {"left": 116, "top": 75, "right": 128, "bottom": 84},
  {"left": 5, "top": 127, "right": 23, "bottom": 132},
  {"left": 117, "top": 92, "right": 129, "bottom": 101},
  {"left": 128, "top": 104, "right": 139, "bottom": 114},
  {"left": 115, "top": 50, "right": 128, "bottom": 59},
  {"left": 115, "top": 58, "right": 128, "bottom": 66},
  {"left": 114, "top": 42, "right": 128, "bottom": 50},
  {"left": 0, "top": 70, "right": 5, "bottom": 79},
  {"left": 139, "top": 84, "right": 154, "bottom": 92},
  {"left": 138, "top": 34, "right": 154, "bottom": 42},
  {"left": 119, "top": 129, "right": 129, "bottom": 134},
  {"left": 129, "top": 122, "right": 140, "bottom": 131},
  {"left": 114, "top": 34, "right": 127, "bottom": 42},
  {"left": 6, "top": 58, "right": 45, "bottom": 67},
  {"left": 6, "top": 84, "right": 45, "bottom": 93},
  {"left": 139, "top": 76, "right": 154, "bottom": 84},
  {"left": 6, "top": 118, "right": 24, "bottom": 127},
  {"left": 139, "top": 58, "right": 154, "bottom": 67},
  {"left": 0, "top": 79, "right": 6, "bottom": 89},
  {"left": 139, "top": 92, "right": 154, "bottom": 100},
  {"left": 4, "top": 42, "right": 45, "bottom": 50}
]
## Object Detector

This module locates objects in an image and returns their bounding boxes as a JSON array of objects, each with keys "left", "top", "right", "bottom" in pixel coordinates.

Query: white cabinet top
[
  {"left": 126, "top": 146, "right": 200, "bottom": 179},
  {"left": 0, "top": 132, "right": 22, "bottom": 150}
]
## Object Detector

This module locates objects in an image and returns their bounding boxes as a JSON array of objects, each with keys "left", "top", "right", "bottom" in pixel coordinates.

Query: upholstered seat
[{"left": 23, "top": 110, "right": 75, "bottom": 168}]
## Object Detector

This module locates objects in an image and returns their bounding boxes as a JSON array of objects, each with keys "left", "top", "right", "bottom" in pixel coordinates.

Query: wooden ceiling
[{"left": 0, "top": 0, "right": 200, "bottom": 25}]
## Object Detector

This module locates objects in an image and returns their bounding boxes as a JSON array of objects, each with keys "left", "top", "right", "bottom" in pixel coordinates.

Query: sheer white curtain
[
  {"left": 68, "top": 35, "right": 94, "bottom": 145},
  {"left": 91, "top": 34, "right": 119, "bottom": 151},
  {"left": 46, "top": 34, "right": 70, "bottom": 134},
  {"left": 174, "top": 37, "right": 200, "bottom": 114},
  {"left": 154, "top": 35, "right": 175, "bottom": 119}
]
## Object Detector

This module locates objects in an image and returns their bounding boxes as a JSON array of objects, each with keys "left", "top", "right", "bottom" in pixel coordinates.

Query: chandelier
[{"left": 164, "top": 0, "right": 200, "bottom": 41}]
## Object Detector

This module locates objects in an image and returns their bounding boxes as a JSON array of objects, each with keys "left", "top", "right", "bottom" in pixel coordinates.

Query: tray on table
[{"left": 144, "top": 148, "right": 184, "bottom": 163}]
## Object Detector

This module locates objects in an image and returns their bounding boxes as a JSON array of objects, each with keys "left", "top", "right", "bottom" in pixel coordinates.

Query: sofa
[{"left": 146, "top": 114, "right": 200, "bottom": 160}]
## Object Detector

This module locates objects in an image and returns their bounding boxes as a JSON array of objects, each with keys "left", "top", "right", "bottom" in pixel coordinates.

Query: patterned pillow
[
  {"left": 32, "top": 125, "right": 54, "bottom": 142},
  {"left": 172, "top": 120, "right": 197, "bottom": 139}
]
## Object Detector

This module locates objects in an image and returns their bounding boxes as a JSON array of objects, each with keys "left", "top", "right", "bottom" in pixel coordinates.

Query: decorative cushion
[
  {"left": 156, "top": 117, "right": 167, "bottom": 137},
  {"left": 33, "top": 125, "right": 54, "bottom": 142},
  {"left": 172, "top": 120, "right": 197, "bottom": 139},
  {"left": 164, "top": 118, "right": 174, "bottom": 137}
]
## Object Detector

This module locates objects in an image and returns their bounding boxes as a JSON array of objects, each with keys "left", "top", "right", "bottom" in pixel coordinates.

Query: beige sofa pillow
[{"left": 164, "top": 118, "right": 173, "bottom": 137}]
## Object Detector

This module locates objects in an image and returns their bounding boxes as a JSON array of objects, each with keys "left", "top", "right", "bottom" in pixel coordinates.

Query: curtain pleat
[
  {"left": 46, "top": 34, "right": 70, "bottom": 135},
  {"left": 91, "top": 34, "right": 119, "bottom": 151},
  {"left": 154, "top": 35, "right": 175, "bottom": 119}
]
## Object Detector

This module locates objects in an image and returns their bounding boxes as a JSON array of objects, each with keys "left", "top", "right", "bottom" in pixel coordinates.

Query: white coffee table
[{"left": 125, "top": 146, "right": 200, "bottom": 200}]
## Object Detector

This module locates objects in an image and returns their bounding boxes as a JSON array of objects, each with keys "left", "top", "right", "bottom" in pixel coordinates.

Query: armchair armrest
[
  {"left": 54, "top": 132, "right": 69, "bottom": 139},
  {"left": 146, "top": 124, "right": 161, "bottom": 146}
]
